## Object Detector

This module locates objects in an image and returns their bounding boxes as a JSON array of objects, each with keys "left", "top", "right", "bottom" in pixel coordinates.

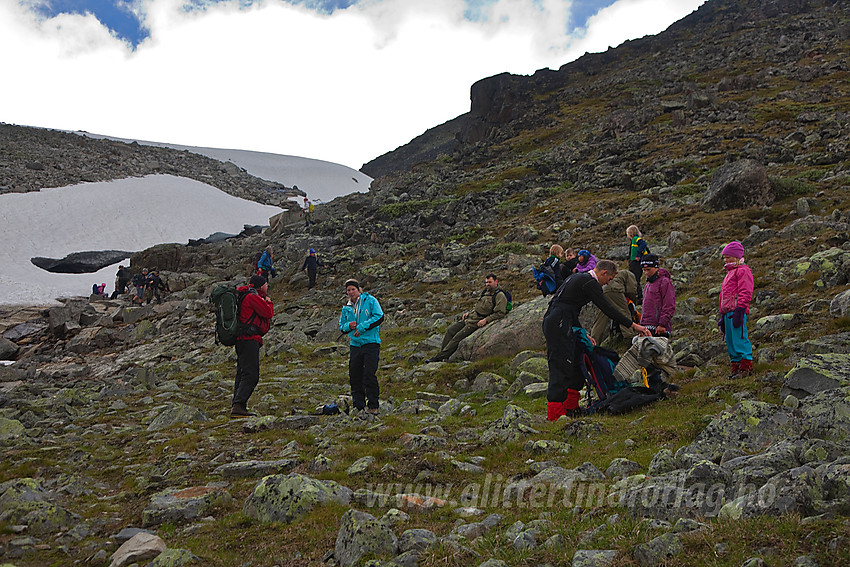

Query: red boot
[
  {"left": 738, "top": 360, "right": 753, "bottom": 376},
  {"left": 547, "top": 390, "right": 582, "bottom": 421},
  {"left": 728, "top": 361, "right": 740, "bottom": 378}
]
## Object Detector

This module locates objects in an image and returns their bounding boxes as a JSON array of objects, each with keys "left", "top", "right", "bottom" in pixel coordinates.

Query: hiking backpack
[
  {"left": 209, "top": 285, "right": 257, "bottom": 346},
  {"left": 487, "top": 288, "right": 513, "bottom": 313}
]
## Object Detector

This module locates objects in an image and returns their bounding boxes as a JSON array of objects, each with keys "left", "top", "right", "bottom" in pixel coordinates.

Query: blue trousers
[{"left": 723, "top": 312, "right": 752, "bottom": 362}]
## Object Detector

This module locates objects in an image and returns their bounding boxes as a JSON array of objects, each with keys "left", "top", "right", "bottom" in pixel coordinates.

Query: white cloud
[{"left": 0, "top": 0, "right": 706, "bottom": 168}]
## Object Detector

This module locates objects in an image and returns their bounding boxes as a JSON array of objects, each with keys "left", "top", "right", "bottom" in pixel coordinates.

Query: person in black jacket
[
  {"left": 301, "top": 248, "right": 325, "bottom": 289},
  {"left": 543, "top": 259, "right": 651, "bottom": 421},
  {"left": 144, "top": 268, "right": 170, "bottom": 305}
]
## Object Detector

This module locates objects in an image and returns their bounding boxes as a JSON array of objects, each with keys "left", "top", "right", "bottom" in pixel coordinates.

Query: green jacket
[{"left": 465, "top": 288, "right": 508, "bottom": 325}]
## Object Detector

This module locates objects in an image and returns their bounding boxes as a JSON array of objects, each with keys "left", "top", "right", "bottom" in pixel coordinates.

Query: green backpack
[{"left": 210, "top": 285, "right": 255, "bottom": 346}]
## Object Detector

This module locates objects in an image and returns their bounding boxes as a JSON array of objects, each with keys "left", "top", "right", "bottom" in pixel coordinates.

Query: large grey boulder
[
  {"left": 243, "top": 473, "right": 351, "bottom": 524},
  {"left": 682, "top": 400, "right": 802, "bottom": 462},
  {"left": 0, "top": 337, "right": 19, "bottom": 360},
  {"left": 142, "top": 485, "right": 231, "bottom": 526},
  {"left": 0, "top": 478, "right": 79, "bottom": 535},
  {"left": 831, "top": 288, "right": 850, "bottom": 317},
  {"left": 334, "top": 509, "right": 399, "bottom": 567},
  {"left": 109, "top": 532, "right": 166, "bottom": 567},
  {"left": 456, "top": 296, "right": 548, "bottom": 361},
  {"left": 146, "top": 403, "right": 209, "bottom": 432},
  {"left": 781, "top": 354, "right": 850, "bottom": 399},
  {"left": 701, "top": 159, "right": 773, "bottom": 211}
]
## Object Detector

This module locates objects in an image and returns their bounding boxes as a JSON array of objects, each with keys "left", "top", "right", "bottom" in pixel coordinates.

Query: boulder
[
  {"left": 471, "top": 371, "right": 510, "bottom": 394},
  {"left": 682, "top": 400, "right": 803, "bottom": 462},
  {"left": 571, "top": 549, "right": 619, "bottom": 567},
  {"left": 0, "top": 417, "right": 26, "bottom": 442},
  {"left": 109, "top": 532, "right": 166, "bottom": 567},
  {"left": 334, "top": 509, "right": 399, "bottom": 567},
  {"left": 243, "top": 473, "right": 351, "bottom": 524},
  {"left": 141, "top": 485, "right": 231, "bottom": 526},
  {"left": 633, "top": 533, "right": 683, "bottom": 567},
  {"left": 145, "top": 548, "right": 202, "bottom": 567},
  {"left": 781, "top": 354, "right": 850, "bottom": 398},
  {"left": 31, "top": 249, "right": 132, "bottom": 274},
  {"left": 212, "top": 459, "right": 299, "bottom": 479},
  {"left": 480, "top": 404, "right": 539, "bottom": 444},
  {"left": 0, "top": 337, "right": 19, "bottom": 360},
  {"left": 830, "top": 289, "right": 850, "bottom": 317},
  {"left": 701, "top": 159, "right": 774, "bottom": 211},
  {"left": 147, "top": 403, "right": 209, "bottom": 432},
  {"left": 0, "top": 478, "right": 79, "bottom": 535},
  {"left": 456, "top": 296, "right": 548, "bottom": 361}
]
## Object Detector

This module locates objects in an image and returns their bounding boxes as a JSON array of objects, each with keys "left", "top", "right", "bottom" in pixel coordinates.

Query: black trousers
[
  {"left": 629, "top": 259, "right": 643, "bottom": 303},
  {"left": 349, "top": 342, "right": 380, "bottom": 410},
  {"left": 307, "top": 268, "right": 317, "bottom": 288},
  {"left": 543, "top": 304, "right": 583, "bottom": 402},
  {"left": 234, "top": 340, "right": 261, "bottom": 406}
]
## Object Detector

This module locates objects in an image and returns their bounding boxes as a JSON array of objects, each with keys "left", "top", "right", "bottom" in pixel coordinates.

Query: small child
[{"left": 718, "top": 241, "right": 754, "bottom": 377}]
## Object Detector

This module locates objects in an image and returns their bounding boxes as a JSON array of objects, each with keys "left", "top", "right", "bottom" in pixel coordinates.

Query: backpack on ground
[
  {"left": 570, "top": 328, "right": 629, "bottom": 410},
  {"left": 209, "top": 285, "right": 256, "bottom": 346}
]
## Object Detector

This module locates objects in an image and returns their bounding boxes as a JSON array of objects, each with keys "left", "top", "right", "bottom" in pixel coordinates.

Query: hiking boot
[
  {"left": 367, "top": 407, "right": 379, "bottom": 415},
  {"left": 230, "top": 403, "right": 256, "bottom": 418},
  {"left": 425, "top": 356, "right": 445, "bottom": 363},
  {"left": 738, "top": 360, "right": 754, "bottom": 376},
  {"left": 727, "top": 361, "right": 741, "bottom": 379}
]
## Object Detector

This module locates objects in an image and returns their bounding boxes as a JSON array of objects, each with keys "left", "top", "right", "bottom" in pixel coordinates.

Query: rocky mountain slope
[{"left": 2, "top": 0, "right": 850, "bottom": 566}]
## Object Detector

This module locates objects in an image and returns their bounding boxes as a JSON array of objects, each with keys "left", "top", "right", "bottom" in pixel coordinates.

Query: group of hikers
[
  {"left": 93, "top": 265, "right": 170, "bottom": 304},
  {"left": 217, "top": 225, "right": 754, "bottom": 423}
]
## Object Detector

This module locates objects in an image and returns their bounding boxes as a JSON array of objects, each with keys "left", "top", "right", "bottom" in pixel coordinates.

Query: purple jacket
[
  {"left": 575, "top": 254, "right": 597, "bottom": 273},
  {"left": 641, "top": 268, "right": 676, "bottom": 331}
]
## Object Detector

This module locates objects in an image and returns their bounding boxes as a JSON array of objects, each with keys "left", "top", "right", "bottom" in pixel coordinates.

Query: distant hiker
[
  {"left": 132, "top": 268, "right": 148, "bottom": 304},
  {"left": 544, "top": 260, "right": 650, "bottom": 421},
  {"left": 427, "top": 274, "right": 508, "bottom": 363},
  {"left": 144, "top": 268, "right": 169, "bottom": 305},
  {"left": 627, "top": 225, "right": 651, "bottom": 303},
  {"left": 111, "top": 265, "right": 130, "bottom": 299},
  {"left": 573, "top": 249, "right": 598, "bottom": 273},
  {"left": 231, "top": 274, "right": 275, "bottom": 417},
  {"left": 301, "top": 248, "right": 325, "bottom": 289},
  {"left": 717, "top": 241, "right": 754, "bottom": 378},
  {"left": 338, "top": 279, "right": 384, "bottom": 414},
  {"left": 301, "top": 197, "right": 315, "bottom": 227},
  {"left": 256, "top": 246, "right": 277, "bottom": 280},
  {"left": 640, "top": 254, "right": 676, "bottom": 338},
  {"left": 589, "top": 268, "right": 639, "bottom": 346}
]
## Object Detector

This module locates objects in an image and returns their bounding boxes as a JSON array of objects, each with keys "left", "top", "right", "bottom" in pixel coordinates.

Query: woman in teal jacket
[{"left": 339, "top": 279, "right": 384, "bottom": 413}]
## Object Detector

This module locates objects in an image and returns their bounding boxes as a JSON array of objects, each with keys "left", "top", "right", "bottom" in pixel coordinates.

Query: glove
[
  {"left": 732, "top": 307, "right": 746, "bottom": 329},
  {"left": 717, "top": 313, "right": 725, "bottom": 336}
]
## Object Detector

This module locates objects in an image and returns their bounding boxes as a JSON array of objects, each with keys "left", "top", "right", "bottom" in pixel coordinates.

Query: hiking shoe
[
  {"left": 425, "top": 357, "right": 444, "bottom": 363},
  {"left": 230, "top": 403, "right": 256, "bottom": 418},
  {"left": 738, "top": 360, "right": 754, "bottom": 376},
  {"left": 727, "top": 361, "right": 741, "bottom": 379},
  {"left": 367, "top": 408, "right": 379, "bottom": 415}
]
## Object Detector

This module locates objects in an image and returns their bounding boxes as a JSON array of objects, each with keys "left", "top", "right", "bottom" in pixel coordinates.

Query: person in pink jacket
[
  {"left": 640, "top": 254, "right": 676, "bottom": 337},
  {"left": 717, "top": 241, "right": 754, "bottom": 377}
]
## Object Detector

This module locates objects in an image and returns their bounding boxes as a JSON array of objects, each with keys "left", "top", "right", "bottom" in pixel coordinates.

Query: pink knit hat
[{"left": 722, "top": 241, "right": 745, "bottom": 258}]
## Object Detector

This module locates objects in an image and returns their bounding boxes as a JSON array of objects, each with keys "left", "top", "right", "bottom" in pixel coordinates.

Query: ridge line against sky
[{"left": 3, "top": 0, "right": 707, "bottom": 169}]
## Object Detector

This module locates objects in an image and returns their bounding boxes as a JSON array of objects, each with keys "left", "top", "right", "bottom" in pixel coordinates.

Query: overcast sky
[{"left": 2, "top": 0, "right": 706, "bottom": 169}]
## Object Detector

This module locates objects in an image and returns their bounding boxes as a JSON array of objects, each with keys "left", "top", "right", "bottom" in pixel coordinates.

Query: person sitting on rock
[
  {"left": 427, "top": 274, "right": 508, "bottom": 363},
  {"left": 573, "top": 249, "right": 598, "bottom": 273}
]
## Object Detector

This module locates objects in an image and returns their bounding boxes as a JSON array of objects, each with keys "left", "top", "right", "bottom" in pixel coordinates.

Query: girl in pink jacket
[{"left": 718, "top": 241, "right": 754, "bottom": 377}]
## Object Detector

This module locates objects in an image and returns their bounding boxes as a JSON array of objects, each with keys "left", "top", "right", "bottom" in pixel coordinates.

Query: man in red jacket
[{"left": 232, "top": 274, "right": 274, "bottom": 418}]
